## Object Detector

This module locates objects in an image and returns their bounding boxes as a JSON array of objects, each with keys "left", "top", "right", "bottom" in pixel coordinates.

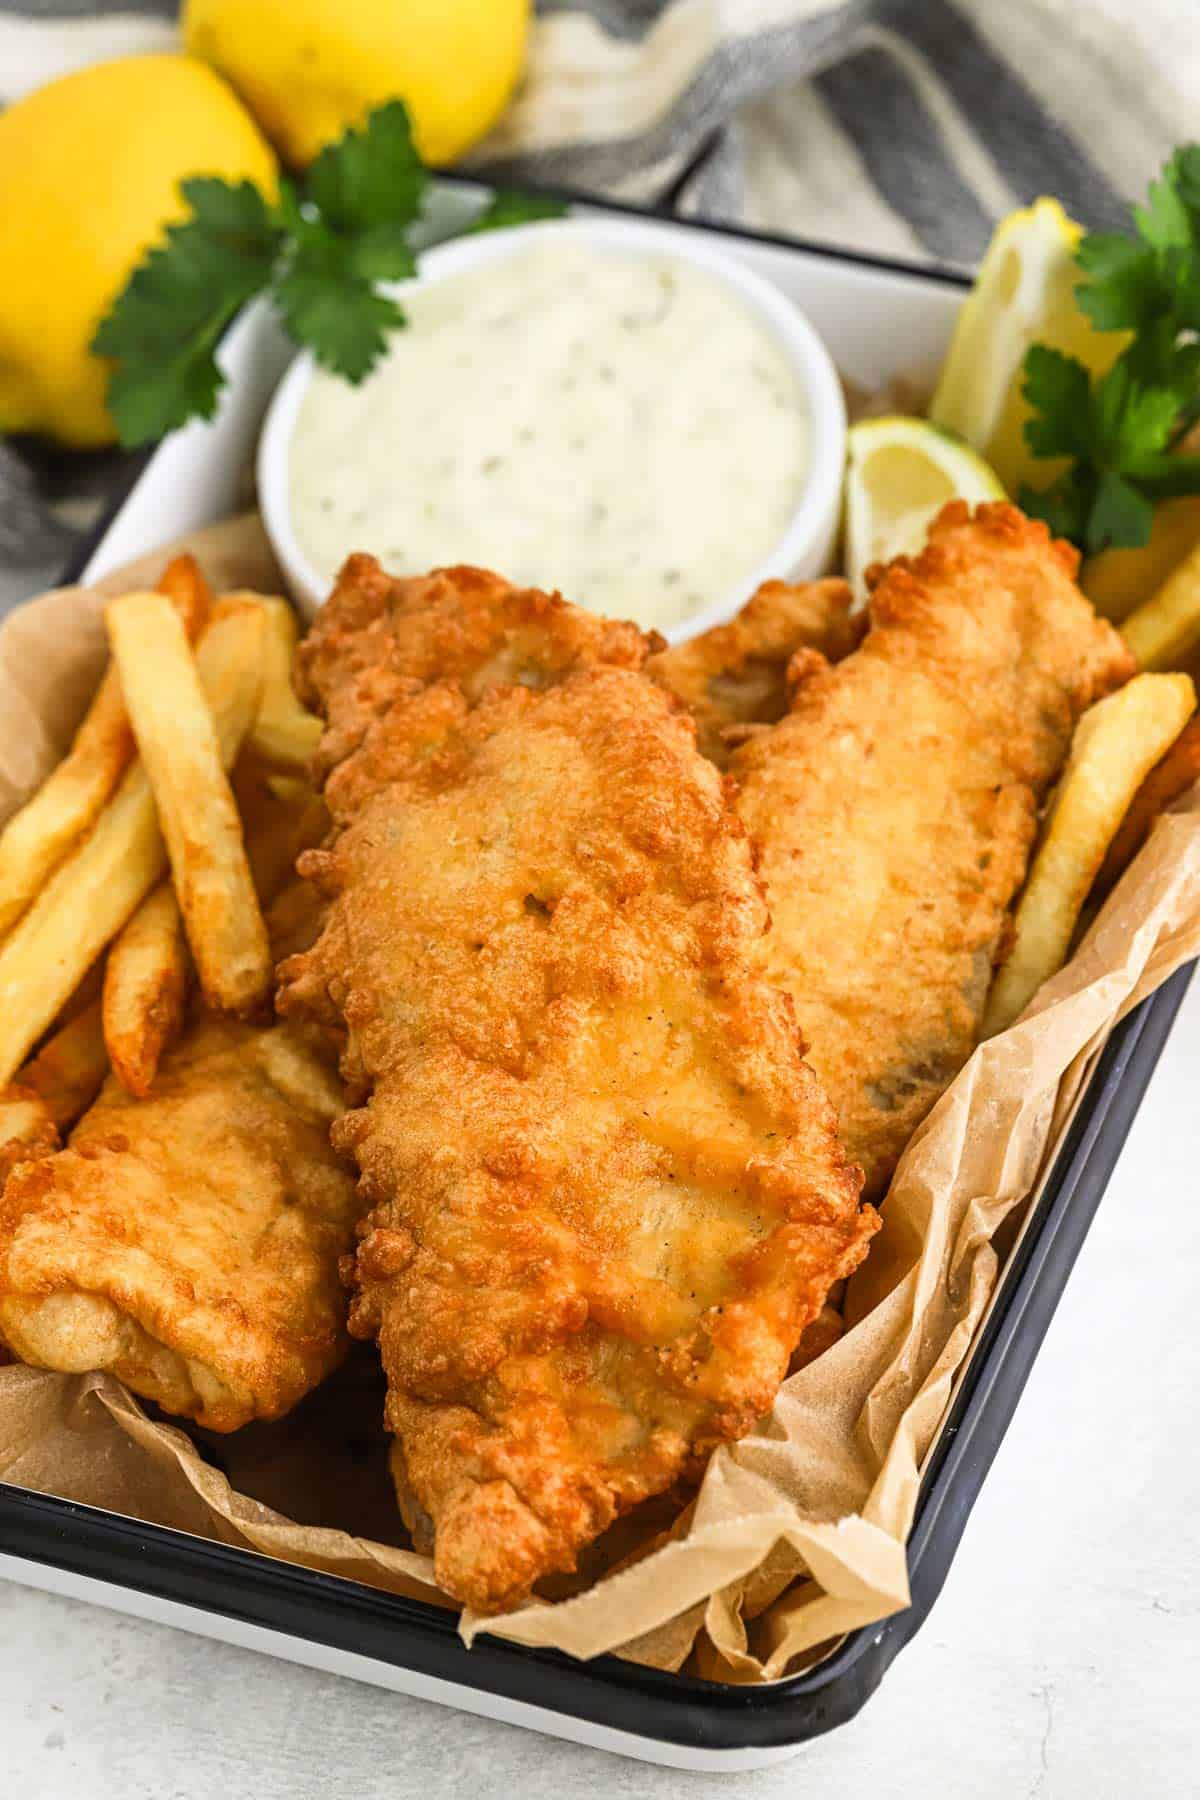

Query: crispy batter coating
[
  {"left": 0, "top": 1008, "right": 359, "bottom": 1428},
  {"left": 296, "top": 554, "right": 652, "bottom": 796},
  {"left": 647, "top": 577, "right": 863, "bottom": 765},
  {"left": 730, "top": 503, "right": 1135, "bottom": 1199},
  {"left": 281, "top": 562, "right": 875, "bottom": 1613},
  {"left": 0, "top": 1086, "right": 59, "bottom": 1183},
  {"left": 0, "top": 1075, "right": 64, "bottom": 1366},
  {"left": 0, "top": 867, "right": 354, "bottom": 1428}
]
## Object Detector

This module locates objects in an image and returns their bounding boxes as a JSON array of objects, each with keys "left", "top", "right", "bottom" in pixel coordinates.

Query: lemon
[
  {"left": 929, "top": 199, "right": 1124, "bottom": 496},
  {"left": 844, "top": 416, "right": 1006, "bottom": 598},
  {"left": 1082, "top": 497, "right": 1200, "bottom": 624},
  {"left": 0, "top": 55, "right": 276, "bottom": 449},
  {"left": 183, "top": 0, "right": 530, "bottom": 168}
]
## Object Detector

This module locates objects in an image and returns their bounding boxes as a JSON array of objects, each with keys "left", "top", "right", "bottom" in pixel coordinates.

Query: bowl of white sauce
[{"left": 258, "top": 217, "right": 845, "bottom": 643}]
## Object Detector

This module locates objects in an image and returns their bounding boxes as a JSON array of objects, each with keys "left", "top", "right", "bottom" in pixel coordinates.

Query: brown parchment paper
[{"left": 2, "top": 513, "right": 1199, "bottom": 1683}]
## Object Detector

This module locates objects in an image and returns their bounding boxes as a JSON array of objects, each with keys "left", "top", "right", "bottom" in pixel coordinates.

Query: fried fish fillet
[
  {"left": 301, "top": 553, "right": 649, "bottom": 791},
  {"left": 0, "top": 1003, "right": 359, "bottom": 1428},
  {"left": 280, "top": 562, "right": 876, "bottom": 1613},
  {"left": 0, "top": 864, "right": 356, "bottom": 1429},
  {"left": 0, "top": 1081, "right": 64, "bottom": 1364},
  {"left": 729, "top": 503, "right": 1135, "bottom": 1199},
  {"left": 647, "top": 577, "right": 862, "bottom": 765},
  {"left": 0, "top": 1087, "right": 59, "bottom": 1183}
]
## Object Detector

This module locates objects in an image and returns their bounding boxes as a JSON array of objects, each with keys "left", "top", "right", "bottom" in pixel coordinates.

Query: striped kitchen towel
[{"left": 0, "top": 0, "right": 1190, "bottom": 592}]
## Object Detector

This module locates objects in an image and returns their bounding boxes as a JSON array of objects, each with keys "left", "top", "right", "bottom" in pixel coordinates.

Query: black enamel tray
[{"left": 0, "top": 190, "right": 1189, "bottom": 1770}]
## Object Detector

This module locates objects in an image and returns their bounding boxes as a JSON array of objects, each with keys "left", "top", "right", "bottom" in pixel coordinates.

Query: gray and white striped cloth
[{"left": 1, "top": 0, "right": 1191, "bottom": 597}]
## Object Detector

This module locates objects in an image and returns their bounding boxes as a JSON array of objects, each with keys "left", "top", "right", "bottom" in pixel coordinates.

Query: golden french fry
[
  {"left": 0, "top": 1085, "right": 58, "bottom": 1182},
  {"left": 1082, "top": 497, "right": 1200, "bottom": 624},
  {"left": 0, "top": 553, "right": 212, "bottom": 940},
  {"left": 233, "top": 758, "right": 328, "bottom": 908},
  {"left": 0, "top": 767, "right": 166, "bottom": 1086},
  {"left": 1095, "top": 713, "right": 1200, "bottom": 897},
  {"left": 195, "top": 598, "right": 269, "bottom": 765},
  {"left": 0, "top": 666, "right": 132, "bottom": 940},
  {"left": 56, "top": 959, "right": 105, "bottom": 1020},
  {"left": 155, "top": 552, "right": 214, "bottom": 637},
  {"left": 244, "top": 594, "right": 323, "bottom": 771},
  {"left": 984, "top": 672, "right": 1196, "bottom": 1035},
  {"left": 0, "top": 602, "right": 266, "bottom": 1084},
  {"left": 1121, "top": 545, "right": 1200, "bottom": 670},
  {"left": 264, "top": 772, "right": 312, "bottom": 808},
  {"left": 108, "top": 592, "right": 270, "bottom": 1016},
  {"left": 19, "top": 1000, "right": 108, "bottom": 1129},
  {"left": 102, "top": 883, "right": 188, "bottom": 1097}
]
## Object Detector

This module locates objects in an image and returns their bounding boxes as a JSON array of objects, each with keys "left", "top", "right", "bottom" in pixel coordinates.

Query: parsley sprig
[
  {"left": 93, "top": 102, "right": 565, "bottom": 447},
  {"left": 1019, "top": 145, "right": 1200, "bottom": 551}
]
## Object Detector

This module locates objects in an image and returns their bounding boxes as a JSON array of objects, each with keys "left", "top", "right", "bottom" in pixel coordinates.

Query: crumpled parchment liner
[{"left": 1, "top": 514, "right": 1197, "bottom": 1683}]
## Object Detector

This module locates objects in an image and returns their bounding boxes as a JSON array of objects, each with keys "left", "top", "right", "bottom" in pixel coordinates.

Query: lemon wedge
[
  {"left": 844, "top": 416, "right": 1006, "bottom": 598},
  {"left": 929, "top": 199, "right": 1123, "bottom": 496}
]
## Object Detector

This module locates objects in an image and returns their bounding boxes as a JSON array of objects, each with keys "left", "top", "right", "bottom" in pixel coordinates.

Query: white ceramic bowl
[{"left": 258, "top": 216, "right": 846, "bottom": 642}]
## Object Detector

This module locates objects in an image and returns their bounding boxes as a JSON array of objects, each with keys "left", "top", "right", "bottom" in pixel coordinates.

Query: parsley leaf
[
  {"left": 1021, "top": 346, "right": 1093, "bottom": 459},
  {"left": 1129, "top": 451, "right": 1200, "bottom": 499},
  {"left": 1134, "top": 163, "right": 1195, "bottom": 255},
  {"left": 1021, "top": 143, "right": 1200, "bottom": 548},
  {"left": 304, "top": 100, "right": 426, "bottom": 237},
  {"left": 1074, "top": 234, "right": 1160, "bottom": 330},
  {"left": 93, "top": 101, "right": 567, "bottom": 446},
  {"left": 275, "top": 234, "right": 407, "bottom": 384},
  {"left": 468, "top": 189, "right": 571, "bottom": 234},
  {"left": 1088, "top": 470, "right": 1155, "bottom": 552},
  {"left": 1018, "top": 468, "right": 1091, "bottom": 545},
  {"left": 1175, "top": 145, "right": 1200, "bottom": 214},
  {"left": 93, "top": 178, "right": 281, "bottom": 445}
]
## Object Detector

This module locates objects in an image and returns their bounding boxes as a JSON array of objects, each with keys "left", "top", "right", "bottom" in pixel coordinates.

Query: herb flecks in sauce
[{"left": 289, "top": 241, "right": 810, "bottom": 631}]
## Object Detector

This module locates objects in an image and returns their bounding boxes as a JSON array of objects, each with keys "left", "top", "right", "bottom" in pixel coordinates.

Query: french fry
[
  {"left": 244, "top": 594, "right": 323, "bottom": 771},
  {"left": 0, "top": 553, "right": 212, "bottom": 939},
  {"left": 107, "top": 592, "right": 270, "bottom": 1016},
  {"left": 1121, "top": 544, "right": 1200, "bottom": 670},
  {"left": 0, "top": 601, "right": 266, "bottom": 1084},
  {"left": 234, "top": 759, "right": 328, "bottom": 907},
  {"left": 56, "top": 959, "right": 105, "bottom": 1021},
  {"left": 102, "top": 884, "right": 188, "bottom": 1097},
  {"left": 19, "top": 1000, "right": 108, "bottom": 1129},
  {"left": 984, "top": 672, "right": 1196, "bottom": 1036},
  {"left": 155, "top": 552, "right": 214, "bottom": 637},
  {"left": 1094, "top": 713, "right": 1200, "bottom": 897},
  {"left": 1082, "top": 497, "right": 1200, "bottom": 624},
  {"left": 264, "top": 772, "right": 312, "bottom": 808},
  {"left": 0, "top": 766, "right": 166, "bottom": 1085},
  {"left": 0, "top": 665, "right": 132, "bottom": 941},
  {"left": 195, "top": 598, "right": 269, "bottom": 765}
]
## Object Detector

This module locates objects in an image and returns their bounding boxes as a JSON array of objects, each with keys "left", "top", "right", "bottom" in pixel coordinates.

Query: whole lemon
[
  {"left": 183, "top": 0, "right": 529, "bottom": 168},
  {"left": 0, "top": 54, "right": 277, "bottom": 448}
]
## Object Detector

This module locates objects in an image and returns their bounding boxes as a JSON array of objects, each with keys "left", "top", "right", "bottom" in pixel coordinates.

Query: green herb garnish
[
  {"left": 1019, "top": 145, "right": 1200, "bottom": 551},
  {"left": 465, "top": 189, "right": 569, "bottom": 235},
  {"left": 93, "top": 101, "right": 566, "bottom": 447}
]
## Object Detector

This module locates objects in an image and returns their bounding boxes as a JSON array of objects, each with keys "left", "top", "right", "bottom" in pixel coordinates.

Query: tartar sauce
[{"left": 288, "top": 241, "right": 809, "bottom": 632}]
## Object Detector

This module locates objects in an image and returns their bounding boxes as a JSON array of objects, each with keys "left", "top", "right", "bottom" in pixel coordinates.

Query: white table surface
[{"left": 3, "top": 983, "right": 1197, "bottom": 1798}]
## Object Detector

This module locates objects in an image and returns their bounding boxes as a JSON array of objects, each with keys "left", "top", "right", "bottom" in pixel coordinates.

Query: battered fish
[
  {"left": 0, "top": 1005, "right": 359, "bottom": 1429},
  {"left": 0, "top": 857, "right": 359, "bottom": 1429},
  {"left": 301, "top": 553, "right": 649, "bottom": 796},
  {"left": 729, "top": 503, "right": 1135, "bottom": 1198},
  {"left": 281, "top": 562, "right": 876, "bottom": 1614},
  {"left": 647, "top": 577, "right": 862, "bottom": 765}
]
